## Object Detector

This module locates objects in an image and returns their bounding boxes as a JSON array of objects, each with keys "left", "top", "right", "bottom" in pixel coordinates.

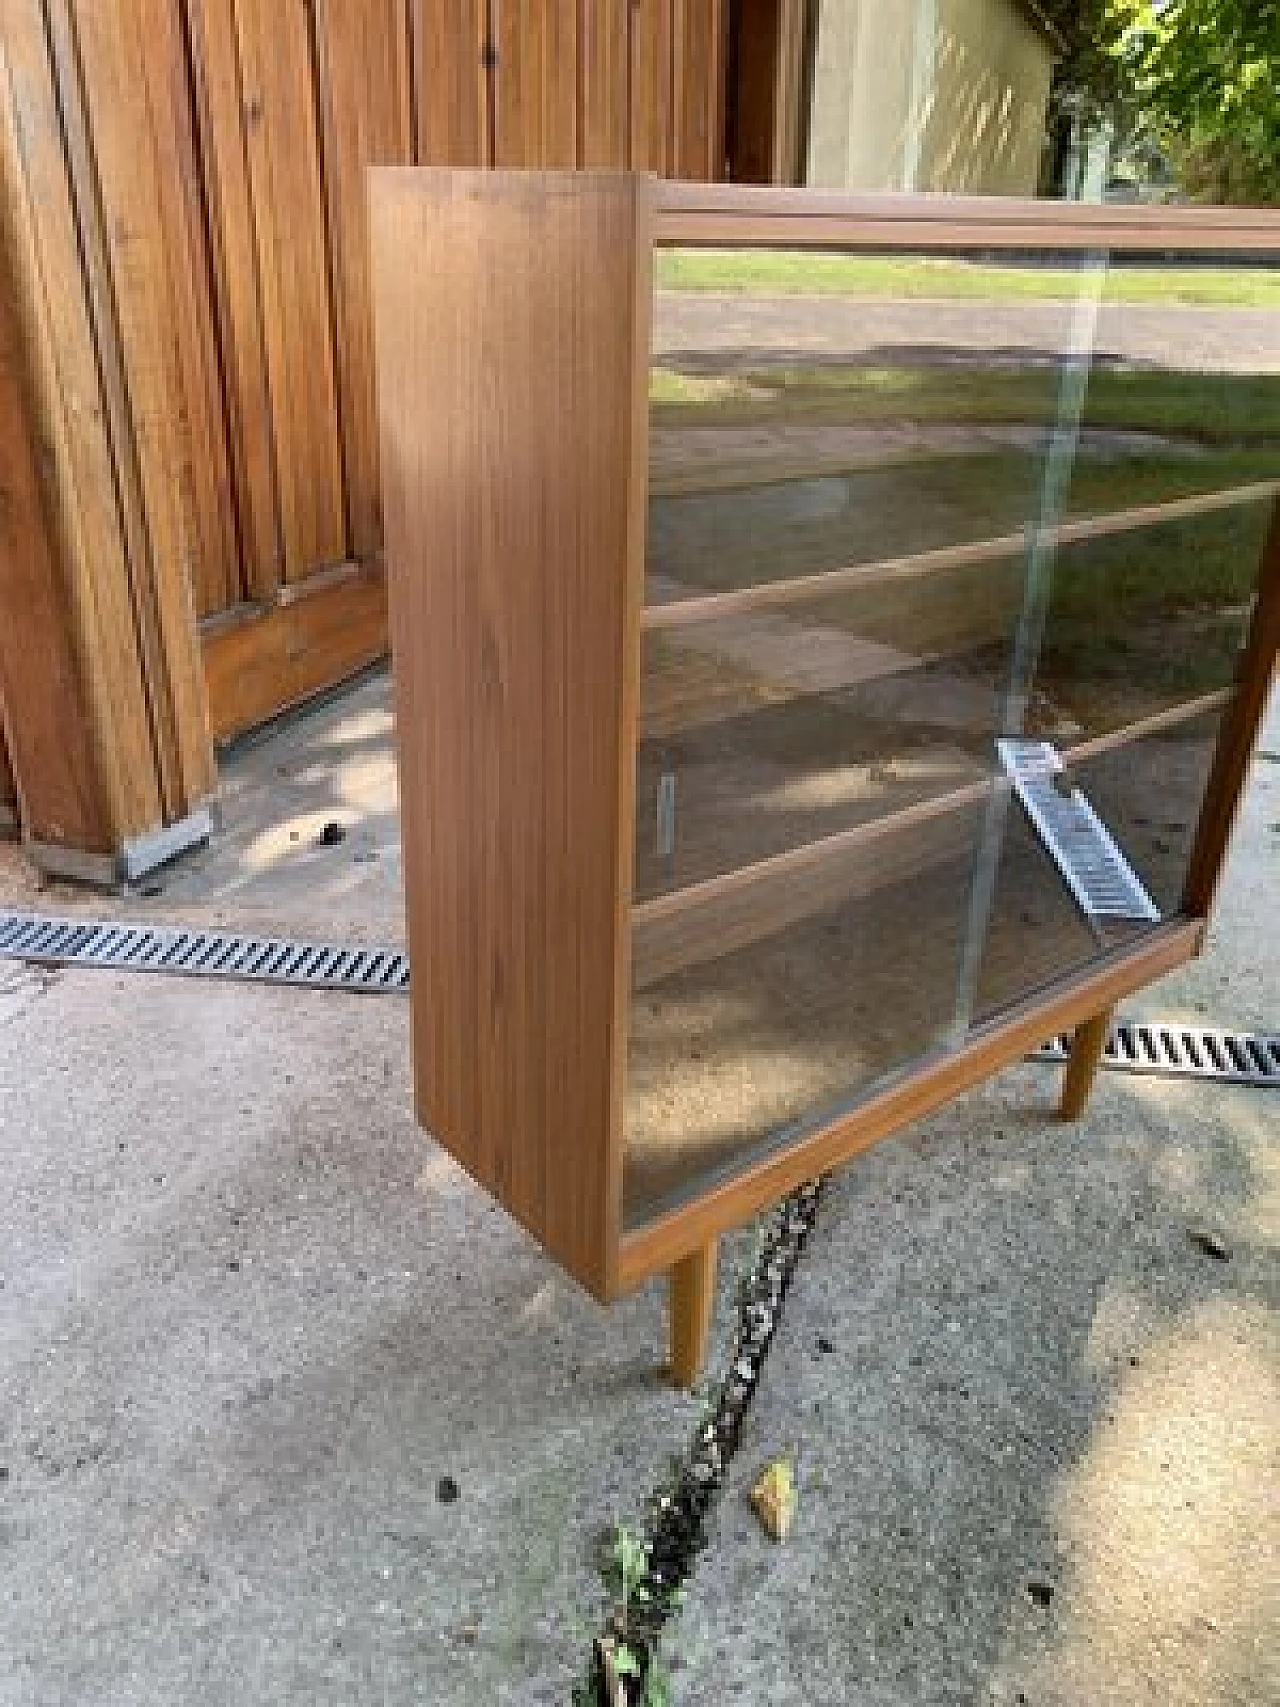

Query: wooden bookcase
[{"left": 369, "top": 171, "right": 1280, "bottom": 1383}]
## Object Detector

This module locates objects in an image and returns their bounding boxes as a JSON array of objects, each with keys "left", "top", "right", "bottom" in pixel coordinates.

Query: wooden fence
[{"left": 0, "top": 1, "right": 726, "bottom": 867}]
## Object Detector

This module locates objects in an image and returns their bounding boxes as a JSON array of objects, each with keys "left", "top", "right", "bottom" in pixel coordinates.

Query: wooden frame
[{"left": 372, "top": 173, "right": 1280, "bottom": 1384}]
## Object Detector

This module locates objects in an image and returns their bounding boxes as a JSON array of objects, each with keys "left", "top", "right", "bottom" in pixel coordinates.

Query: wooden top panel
[
  {"left": 369, "top": 170, "right": 650, "bottom": 1297},
  {"left": 654, "top": 181, "right": 1280, "bottom": 253}
]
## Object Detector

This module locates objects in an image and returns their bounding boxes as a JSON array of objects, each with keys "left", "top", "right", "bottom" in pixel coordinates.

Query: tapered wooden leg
[
  {"left": 1059, "top": 1007, "right": 1114, "bottom": 1120},
  {"left": 668, "top": 1240, "right": 718, "bottom": 1389}
]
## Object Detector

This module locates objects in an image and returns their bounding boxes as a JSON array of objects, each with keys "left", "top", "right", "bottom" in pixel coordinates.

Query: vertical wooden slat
[
  {"left": 770, "top": 0, "right": 805, "bottom": 185},
  {"left": 410, "top": 0, "right": 489, "bottom": 167},
  {"left": 65, "top": 0, "right": 214, "bottom": 813},
  {"left": 724, "top": 0, "right": 780, "bottom": 184},
  {"left": 186, "top": 0, "right": 282, "bottom": 604},
  {"left": 0, "top": 1, "right": 180, "bottom": 855},
  {"left": 579, "top": 0, "right": 630, "bottom": 167},
  {"left": 0, "top": 0, "right": 164, "bottom": 840},
  {"left": 314, "top": 0, "right": 413, "bottom": 561},
  {"left": 0, "top": 727, "right": 17, "bottom": 832},
  {"left": 629, "top": 0, "right": 673, "bottom": 174},
  {"left": 494, "top": 0, "right": 578, "bottom": 168},
  {"left": 672, "top": 0, "right": 726, "bottom": 180},
  {"left": 233, "top": 0, "right": 347, "bottom": 581},
  {"left": 0, "top": 219, "right": 114, "bottom": 856},
  {"left": 132, "top": 0, "right": 241, "bottom": 619}
]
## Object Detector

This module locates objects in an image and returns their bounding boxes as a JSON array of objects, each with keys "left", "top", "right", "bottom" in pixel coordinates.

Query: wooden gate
[
  {"left": 57, "top": 2, "right": 727, "bottom": 747},
  {"left": 0, "top": 1, "right": 726, "bottom": 873}
]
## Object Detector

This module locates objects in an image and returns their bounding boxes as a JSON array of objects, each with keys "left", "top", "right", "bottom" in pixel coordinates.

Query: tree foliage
[
  {"left": 1041, "top": 1, "right": 1280, "bottom": 202},
  {"left": 1111, "top": 1, "right": 1280, "bottom": 202}
]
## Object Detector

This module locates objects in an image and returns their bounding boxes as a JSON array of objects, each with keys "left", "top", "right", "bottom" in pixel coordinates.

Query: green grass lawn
[
  {"left": 655, "top": 248, "right": 1280, "bottom": 309},
  {"left": 651, "top": 361, "right": 1280, "bottom": 447}
]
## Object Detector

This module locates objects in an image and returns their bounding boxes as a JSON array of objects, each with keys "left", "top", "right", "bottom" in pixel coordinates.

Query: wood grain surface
[
  {"left": 201, "top": 563, "right": 389, "bottom": 745},
  {"left": 65, "top": 0, "right": 215, "bottom": 816},
  {"left": 493, "top": 0, "right": 578, "bottom": 168},
  {"left": 371, "top": 170, "right": 652, "bottom": 1298},
  {"left": 654, "top": 181, "right": 1280, "bottom": 252},
  {"left": 0, "top": 3, "right": 166, "bottom": 842},
  {"left": 186, "top": 0, "right": 284, "bottom": 603},
  {"left": 1182, "top": 497, "right": 1280, "bottom": 915},
  {"left": 314, "top": 0, "right": 413, "bottom": 560},
  {"left": 411, "top": 0, "right": 489, "bottom": 166},
  {"left": 0, "top": 150, "right": 114, "bottom": 855},
  {"left": 233, "top": 0, "right": 347, "bottom": 579}
]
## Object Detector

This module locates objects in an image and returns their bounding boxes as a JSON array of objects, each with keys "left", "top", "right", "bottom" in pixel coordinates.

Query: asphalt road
[{"left": 656, "top": 292, "right": 1280, "bottom": 375}]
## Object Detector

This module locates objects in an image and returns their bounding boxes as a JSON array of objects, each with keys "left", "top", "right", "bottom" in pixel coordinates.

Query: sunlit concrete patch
[
  {"left": 670, "top": 1043, "right": 1278, "bottom": 1704},
  {"left": 990, "top": 1299, "right": 1278, "bottom": 1707}
]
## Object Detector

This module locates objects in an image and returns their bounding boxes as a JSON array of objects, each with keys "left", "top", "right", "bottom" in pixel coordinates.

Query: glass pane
[
  {"left": 625, "top": 243, "right": 1277, "bottom": 1232},
  {"left": 957, "top": 247, "right": 1278, "bottom": 1029},
  {"left": 635, "top": 565, "right": 1023, "bottom": 901}
]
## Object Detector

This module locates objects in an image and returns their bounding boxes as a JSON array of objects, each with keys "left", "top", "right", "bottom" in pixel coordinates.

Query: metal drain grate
[
  {"left": 1, "top": 910, "right": 1275, "bottom": 1090},
  {"left": 1035, "top": 1021, "right": 1280, "bottom": 1088},
  {"left": 998, "top": 738, "right": 1161, "bottom": 923},
  {"left": 0, "top": 909, "right": 409, "bottom": 994}
]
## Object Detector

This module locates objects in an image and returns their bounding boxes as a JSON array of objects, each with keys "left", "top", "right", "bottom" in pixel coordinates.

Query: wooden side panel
[
  {"left": 314, "top": 0, "right": 413, "bottom": 560},
  {"left": 411, "top": 0, "right": 489, "bottom": 166},
  {"left": 579, "top": 0, "right": 630, "bottom": 168},
  {"left": 629, "top": 0, "right": 673, "bottom": 173},
  {"left": 133, "top": 0, "right": 241, "bottom": 619},
  {"left": 369, "top": 171, "right": 650, "bottom": 1297},
  {"left": 672, "top": 0, "right": 726, "bottom": 180},
  {"left": 233, "top": 0, "right": 347, "bottom": 580},
  {"left": 1183, "top": 498, "right": 1280, "bottom": 916},
  {"left": 493, "top": 0, "right": 579, "bottom": 168},
  {"left": 0, "top": 1, "right": 163, "bottom": 840},
  {"left": 65, "top": 0, "right": 214, "bottom": 812},
  {"left": 186, "top": 0, "right": 282, "bottom": 601}
]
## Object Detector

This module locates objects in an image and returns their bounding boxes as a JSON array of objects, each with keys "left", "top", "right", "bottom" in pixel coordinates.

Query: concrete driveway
[{"left": 0, "top": 689, "right": 1275, "bottom": 1704}]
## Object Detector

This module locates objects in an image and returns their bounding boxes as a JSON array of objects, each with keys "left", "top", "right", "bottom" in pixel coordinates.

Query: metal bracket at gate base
[{"left": 0, "top": 907, "right": 1276, "bottom": 1088}]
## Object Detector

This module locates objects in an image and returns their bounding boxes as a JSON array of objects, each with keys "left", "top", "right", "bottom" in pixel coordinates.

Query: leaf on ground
[{"left": 751, "top": 1457, "right": 796, "bottom": 1542}]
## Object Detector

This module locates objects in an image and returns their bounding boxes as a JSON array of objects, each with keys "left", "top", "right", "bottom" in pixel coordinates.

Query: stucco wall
[{"left": 806, "top": 0, "right": 1054, "bottom": 195}]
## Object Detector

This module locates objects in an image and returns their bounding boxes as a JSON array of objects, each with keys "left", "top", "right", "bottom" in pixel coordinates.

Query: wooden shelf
[
  {"left": 642, "top": 480, "right": 1280, "bottom": 634},
  {"left": 631, "top": 688, "right": 1234, "bottom": 989}
]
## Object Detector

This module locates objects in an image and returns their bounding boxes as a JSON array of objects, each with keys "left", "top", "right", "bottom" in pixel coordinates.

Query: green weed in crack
[{"left": 574, "top": 1179, "right": 826, "bottom": 1704}]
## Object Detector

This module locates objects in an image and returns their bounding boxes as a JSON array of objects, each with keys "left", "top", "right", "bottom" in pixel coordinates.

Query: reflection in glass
[{"left": 625, "top": 245, "right": 1278, "bottom": 1231}]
